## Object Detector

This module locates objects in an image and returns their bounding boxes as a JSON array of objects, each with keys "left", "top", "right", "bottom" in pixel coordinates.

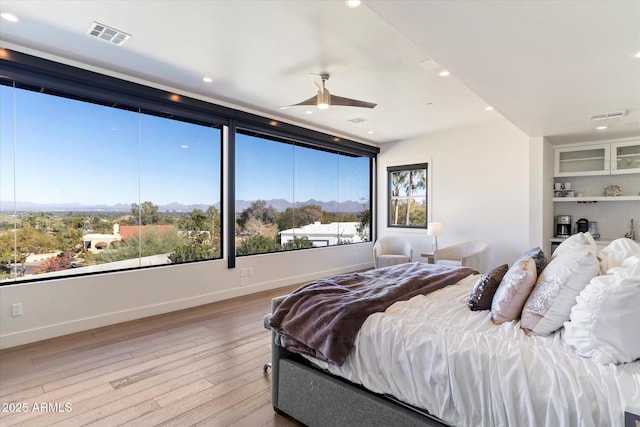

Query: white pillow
[
  {"left": 552, "top": 232, "right": 598, "bottom": 259},
  {"left": 521, "top": 249, "right": 599, "bottom": 335},
  {"left": 600, "top": 238, "right": 640, "bottom": 271},
  {"left": 563, "top": 259, "right": 640, "bottom": 364}
]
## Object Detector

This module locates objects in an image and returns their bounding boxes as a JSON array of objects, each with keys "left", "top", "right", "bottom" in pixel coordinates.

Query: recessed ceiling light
[
  {"left": 596, "top": 126, "right": 608, "bottom": 130},
  {"left": 634, "top": 51, "right": 640, "bottom": 59},
  {"left": 305, "top": 110, "right": 313, "bottom": 115},
  {"left": 485, "top": 106, "right": 494, "bottom": 111},
  {"left": 345, "top": 0, "right": 362, "bottom": 8},
  {"left": 439, "top": 70, "right": 450, "bottom": 77},
  {"left": 1, "top": 12, "right": 18, "bottom": 22},
  {"left": 367, "top": 130, "right": 375, "bottom": 135},
  {"left": 202, "top": 77, "right": 213, "bottom": 83}
]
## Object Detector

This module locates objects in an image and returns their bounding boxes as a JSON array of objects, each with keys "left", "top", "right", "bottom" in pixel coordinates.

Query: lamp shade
[{"left": 427, "top": 222, "right": 443, "bottom": 236}]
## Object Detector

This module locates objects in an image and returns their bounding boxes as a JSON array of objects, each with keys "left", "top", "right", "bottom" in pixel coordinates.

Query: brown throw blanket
[{"left": 269, "top": 262, "right": 477, "bottom": 366}]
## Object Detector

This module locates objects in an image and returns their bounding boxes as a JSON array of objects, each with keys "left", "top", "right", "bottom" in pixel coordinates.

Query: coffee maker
[{"left": 555, "top": 215, "right": 571, "bottom": 237}]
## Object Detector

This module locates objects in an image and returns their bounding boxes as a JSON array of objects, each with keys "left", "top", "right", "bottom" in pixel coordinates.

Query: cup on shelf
[
  {"left": 554, "top": 183, "right": 564, "bottom": 190},
  {"left": 564, "top": 182, "right": 573, "bottom": 190}
]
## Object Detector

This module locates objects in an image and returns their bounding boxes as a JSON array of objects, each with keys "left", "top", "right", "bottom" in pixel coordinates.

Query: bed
[{"left": 267, "top": 237, "right": 640, "bottom": 427}]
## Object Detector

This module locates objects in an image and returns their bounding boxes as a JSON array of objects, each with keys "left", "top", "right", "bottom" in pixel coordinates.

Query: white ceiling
[{"left": 1, "top": 0, "right": 639, "bottom": 146}]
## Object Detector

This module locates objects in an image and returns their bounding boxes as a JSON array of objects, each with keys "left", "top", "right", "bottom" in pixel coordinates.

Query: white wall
[
  {"left": 0, "top": 243, "right": 373, "bottom": 349},
  {"left": 377, "top": 119, "right": 532, "bottom": 270}
]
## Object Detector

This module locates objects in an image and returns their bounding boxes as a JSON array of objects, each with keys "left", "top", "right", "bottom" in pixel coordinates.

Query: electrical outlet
[
  {"left": 11, "top": 303, "right": 22, "bottom": 317},
  {"left": 240, "top": 268, "right": 248, "bottom": 278}
]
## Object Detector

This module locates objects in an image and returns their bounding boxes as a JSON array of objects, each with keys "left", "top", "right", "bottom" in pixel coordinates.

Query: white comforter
[{"left": 308, "top": 274, "right": 640, "bottom": 427}]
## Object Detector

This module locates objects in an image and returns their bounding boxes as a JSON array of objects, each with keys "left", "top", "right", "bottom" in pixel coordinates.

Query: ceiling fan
[{"left": 285, "top": 73, "right": 377, "bottom": 110}]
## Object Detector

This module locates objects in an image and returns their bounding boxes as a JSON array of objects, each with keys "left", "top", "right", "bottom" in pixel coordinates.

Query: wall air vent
[
  {"left": 87, "top": 22, "right": 130, "bottom": 46},
  {"left": 590, "top": 110, "right": 626, "bottom": 121}
]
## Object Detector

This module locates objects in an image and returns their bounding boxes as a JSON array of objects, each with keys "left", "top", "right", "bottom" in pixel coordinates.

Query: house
[
  {"left": 279, "top": 221, "right": 364, "bottom": 247},
  {"left": 0, "top": 0, "right": 638, "bottom": 357}
]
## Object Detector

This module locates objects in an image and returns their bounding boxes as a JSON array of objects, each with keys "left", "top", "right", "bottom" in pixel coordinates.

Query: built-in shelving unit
[{"left": 551, "top": 137, "right": 639, "bottom": 252}]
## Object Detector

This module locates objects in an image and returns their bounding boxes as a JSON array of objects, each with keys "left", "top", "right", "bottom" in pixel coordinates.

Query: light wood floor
[{"left": 0, "top": 284, "right": 304, "bottom": 427}]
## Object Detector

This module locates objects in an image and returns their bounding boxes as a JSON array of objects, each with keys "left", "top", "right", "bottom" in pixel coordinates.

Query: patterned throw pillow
[
  {"left": 491, "top": 257, "right": 537, "bottom": 324},
  {"left": 467, "top": 264, "right": 509, "bottom": 311},
  {"left": 521, "top": 249, "right": 599, "bottom": 336},
  {"left": 515, "top": 247, "right": 547, "bottom": 276}
]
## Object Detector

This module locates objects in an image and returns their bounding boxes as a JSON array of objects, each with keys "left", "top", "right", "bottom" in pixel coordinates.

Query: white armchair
[
  {"left": 434, "top": 240, "right": 489, "bottom": 273},
  {"left": 373, "top": 236, "right": 413, "bottom": 268}
]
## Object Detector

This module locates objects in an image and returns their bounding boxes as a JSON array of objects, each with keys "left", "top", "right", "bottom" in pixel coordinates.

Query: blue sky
[
  {"left": 1, "top": 86, "right": 369, "bottom": 207},
  {"left": 235, "top": 134, "right": 369, "bottom": 203}
]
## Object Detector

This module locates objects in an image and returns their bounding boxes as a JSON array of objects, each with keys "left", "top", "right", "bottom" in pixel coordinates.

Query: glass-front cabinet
[
  {"left": 554, "top": 144, "right": 609, "bottom": 177},
  {"left": 612, "top": 140, "right": 640, "bottom": 175},
  {"left": 554, "top": 138, "right": 640, "bottom": 177}
]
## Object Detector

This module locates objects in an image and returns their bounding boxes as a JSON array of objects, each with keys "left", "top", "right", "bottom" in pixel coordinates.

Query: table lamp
[{"left": 427, "top": 222, "right": 443, "bottom": 252}]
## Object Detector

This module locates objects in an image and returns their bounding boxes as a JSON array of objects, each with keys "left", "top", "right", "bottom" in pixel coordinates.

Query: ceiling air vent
[
  {"left": 348, "top": 117, "right": 370, "bottom": 124},
  {"left": 590, "top": 110, "right": 626, "bottom": 121},
  {"left": 87, "top": 22, "right": 130, "bottom": 46}
]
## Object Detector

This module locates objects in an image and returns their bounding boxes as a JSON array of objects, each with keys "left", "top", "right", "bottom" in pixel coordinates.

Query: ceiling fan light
[{"left": 317, "top": 90, "right": 330, "bottom": 109}]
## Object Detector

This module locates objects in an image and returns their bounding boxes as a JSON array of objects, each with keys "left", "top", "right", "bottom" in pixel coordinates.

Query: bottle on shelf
[{"left": 624, "top": 219, "right": 635, "bottom": 241}]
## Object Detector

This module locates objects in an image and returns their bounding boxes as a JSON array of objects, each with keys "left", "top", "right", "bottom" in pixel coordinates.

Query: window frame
[{"left": 387, "top": 163, "right": 429, "bottom": 229}]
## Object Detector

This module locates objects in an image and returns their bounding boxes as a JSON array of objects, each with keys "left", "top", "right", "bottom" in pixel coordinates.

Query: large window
[
  {"left": 0, "top": 85, "right": 222, "bottom": 283},
  {"left": 0, "top": 49, "right": 379, "bottom": 283},
  {"left": 235, "top": 131, "right": 371, "bottom": 255},
  {"left": 387, "top": 163, "right": 428, "bottom": 228}
]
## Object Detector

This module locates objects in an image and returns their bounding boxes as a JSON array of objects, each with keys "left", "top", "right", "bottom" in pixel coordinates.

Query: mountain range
[{"left": 0, "top": 199, "right": 366, "bottom": 214}]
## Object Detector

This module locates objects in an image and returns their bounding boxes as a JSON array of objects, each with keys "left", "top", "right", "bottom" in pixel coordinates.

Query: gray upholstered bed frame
[{"left": 267, "top": 295, "right": 449, "bottom": 427}]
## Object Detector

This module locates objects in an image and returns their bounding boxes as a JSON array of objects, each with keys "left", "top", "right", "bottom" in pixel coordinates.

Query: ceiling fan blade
[
  {"left": 329, "top": 94, "right": 377, "bottom": 109},
  {"left": 288, "top": 94, "right": 319, "bottom": 107}
]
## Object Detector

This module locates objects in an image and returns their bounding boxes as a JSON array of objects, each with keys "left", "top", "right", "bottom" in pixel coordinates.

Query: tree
[
  {"left": 404, "top": 169, "right": 426, "bottom": 226},
  {"left": 168, "top": 242, "right": 219, "bottom": 263},
  {"left": 131, "top": 201, "right": 161, "bottom": 225},
  {"left": 281, "top": 236, "right": 314, "bottom": 251},
  {"left": 277, "top": 204, "right": 323, "bottom": 231},
  {"left": 356, "top": 199, "right": 370, "bottom": 241},
  {"left": 236, "top": 234, "right": 280, "bottom": 255},
  {"left": 237, "top": 200, "right": 278, "bottom": 230},
  {"left": 0, "top": 226, "right": 56, "bottom": 277},
  {"left": 390, "top": 171, "right": 408, "bottom": 225},
  {"left": 181, "top": 209, "right": 209, "bottom": 243},
  {"left": 207, "top": 205, "right": 220, "bottom": 243}
]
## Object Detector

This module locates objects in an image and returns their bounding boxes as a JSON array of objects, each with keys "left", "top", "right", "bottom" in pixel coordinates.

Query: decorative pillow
[
  {"left": 563, "top": 259, "right": 640, "bottom": 364},
  {"left": 467, "top": 264, "right": 509, "bottom": 311},
  {"left": 515, "top": 247, "right": 547, "bottom": 275},
  {"left": 552, "top": 232, "right": 598, "bottom": 259},
  {"left": 520, "top": 248, "right": 600, "bottom": 336},
  {"left": 491, "top": 257, "right": 537, "bottom": 324}
]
